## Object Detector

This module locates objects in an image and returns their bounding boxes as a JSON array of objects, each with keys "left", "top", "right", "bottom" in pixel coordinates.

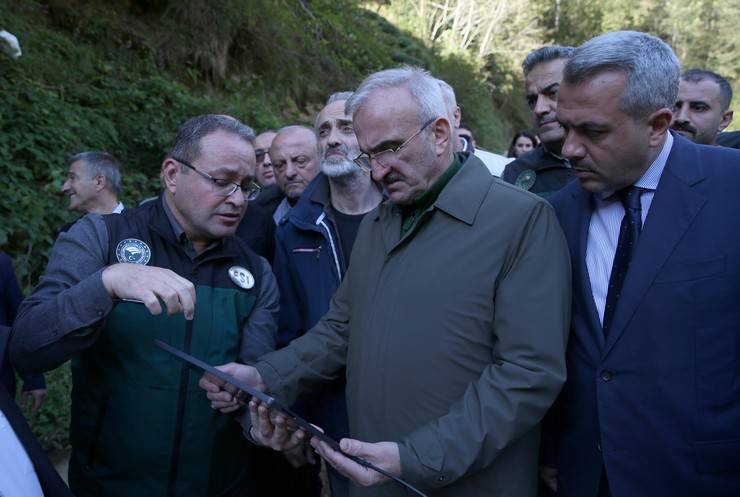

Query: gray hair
[
  {"left": 326, "top": 91, "right": 354, "bottom": 105},
  {"left": 564, "top": 31, "right": 680, "bottom": 120},
  {"left": 437, "top": 79, "right": 458, "bottom": 125},
  {"left": 522, "top": 45, "right": 576, "bottom": 76},
  {"left": 168, "top": 114, "right": 255, "bottom": 164},
  {"left": 346, "top": 66, "right": 447, "bottom": 125},
  {"left": 67, "top": 151, "right": 122, "bottom": 194},
  {"left": 681, "top": 68, "right": 733, "bottom": 111}
]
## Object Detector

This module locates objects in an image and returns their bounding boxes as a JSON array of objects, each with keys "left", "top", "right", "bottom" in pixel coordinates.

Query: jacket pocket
[
  {"left": 654, "top": 255, "right": 725, "bottom": 283},
  {"left": 694, "top": 438, "right": 740, "bottom": 473}
]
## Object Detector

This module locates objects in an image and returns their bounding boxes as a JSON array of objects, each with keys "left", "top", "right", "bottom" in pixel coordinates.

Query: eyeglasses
[
  {"left": 171, "top": 156, "right": 262, "bottom": 199},
  {"left": 255, "top": 148, "right": 269, "bottom": 164},
  {"left": 353, "top": 118, "right": 437, "bottom": 172}
]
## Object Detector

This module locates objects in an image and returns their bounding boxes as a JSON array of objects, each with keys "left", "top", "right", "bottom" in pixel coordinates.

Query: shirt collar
[
  {"left": 634, "top": 131, "right": 672, "bottom": 191},
  {"left": 113, "top": 201, "right": 124, "bottom": 214},
  {"left": 600, "top": 131, "right": 673, "bottom": 200}
]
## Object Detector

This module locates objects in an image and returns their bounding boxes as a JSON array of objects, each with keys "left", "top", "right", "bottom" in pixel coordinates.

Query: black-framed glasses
[
  {"left": 353, "top": 117, "right": 437, "bottom": 172},
  {"left": 255, "top": 148, "right": 269, "bottom": 164},
  {"left": 171, "top": 156, "right": 261, "bottom": 199}
]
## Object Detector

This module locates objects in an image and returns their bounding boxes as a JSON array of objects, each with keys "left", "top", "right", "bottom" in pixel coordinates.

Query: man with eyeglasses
[
  {"left": 11, "top": 114, "right": 280, "bottom": 497},
  {"left": 254, "top": 131, "right": 278, "bottom": 187},
  {"left": 201, "top": 67, "right": 570, "bottom": 497}
]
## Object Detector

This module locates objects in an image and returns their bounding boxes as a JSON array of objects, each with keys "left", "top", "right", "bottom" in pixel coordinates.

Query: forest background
[{"left": 1, "top": 0, "right": 738, "bottom": 453}]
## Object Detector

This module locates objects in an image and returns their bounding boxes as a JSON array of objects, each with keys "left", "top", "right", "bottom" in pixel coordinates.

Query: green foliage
[{"left": 17, "top": 364, "right": 72, "bottom": 452}]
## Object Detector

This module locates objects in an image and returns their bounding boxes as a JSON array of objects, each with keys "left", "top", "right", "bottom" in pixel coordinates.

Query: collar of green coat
[
  {"left": 400, "top": 153, "right": 463, "bottom": 235},
  {"left": 374, "top": 153, "right": 494, "bottom": 254}
]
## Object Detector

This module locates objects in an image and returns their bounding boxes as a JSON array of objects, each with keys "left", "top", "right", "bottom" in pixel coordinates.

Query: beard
[{"left": 320, "top": 146, "right": 362, "bottom": 178}]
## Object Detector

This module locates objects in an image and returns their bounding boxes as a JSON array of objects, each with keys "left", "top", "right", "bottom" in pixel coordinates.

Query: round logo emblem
[
  {"left": 228, "top": 266, "right": 254, "bottom": 289},
  {"left": 115, "top": 238, "right": 151, "bottom": 265},
  {"left": 515, "top": 169, "right": 537, "bottom": 191}
]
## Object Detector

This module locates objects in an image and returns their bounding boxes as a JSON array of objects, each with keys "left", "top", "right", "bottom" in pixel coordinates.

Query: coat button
[
  {"left": 438, "top": 475, "right": 446, "bottom": 482},
  {"left": 600, "top": 370, "right": 614, "bottom": 382},
  {"left": 597, "top": 442, "right": 602, "bottom": 452}
]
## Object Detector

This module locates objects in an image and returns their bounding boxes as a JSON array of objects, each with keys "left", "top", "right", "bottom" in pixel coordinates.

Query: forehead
[
  {"left": 69, "top": 160, "right": 88, "bottom": 175},
  {"left": 317, "top": 100, "right": 350, "bottom": 127},
  {"left": 271, "top": 129, "right": 316, "bottom": 157},
  {"left": 678, "top": 79, "right": 721, "bottom": 104},
  {"left": 254, "top": 132, "right": 276, "bottom": 149},
  {"left": 525, "top": 58, "right": 567, "bottom": 93},
  {"left": 354, "top": 87, "right": 419, "bottom": 146},
  {"left": 198, "top": 130, "right": 255, "bottom": 167},
  {"left": 557, "top": 71, "right": 628, "bottom": 123},
  {"left": 516, "top": 135, "right": 533, "bottom": 142}
]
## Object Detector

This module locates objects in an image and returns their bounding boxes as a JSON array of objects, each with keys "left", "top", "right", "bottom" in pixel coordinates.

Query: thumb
[{"left": 339, "top": 438, "right": 371, "bottom": 457}]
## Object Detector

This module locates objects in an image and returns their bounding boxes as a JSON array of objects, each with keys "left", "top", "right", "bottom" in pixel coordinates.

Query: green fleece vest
[{"left": 68, "top": 199, "right": 261, "bottom": 497}]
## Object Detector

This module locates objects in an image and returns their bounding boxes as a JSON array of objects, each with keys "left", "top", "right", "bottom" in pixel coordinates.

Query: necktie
[{"left": 603, "top": 186, "right": 643, "bottom": 336}]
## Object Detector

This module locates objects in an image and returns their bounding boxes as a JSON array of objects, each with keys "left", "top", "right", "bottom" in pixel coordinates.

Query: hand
[
  {"left": 539, "top": 465, "right": 558, "bottom": 493},
  {"left": 198, "top": 362, "right": 265, "bottom": 414},
  {"left": 311, "top": 437, "right": 401, "bottom": 487},
  {"left": 21, "top": 389, "right": 47, "bottom": 414},
  {"left": 283, "top": 443, "right": 317, "bottom": 468},
  {"left": 248, "top": 399, "right": 311, "bottom": 454},
  {"left": 102, "top": 263, "right": 196, "bottom": 319}
]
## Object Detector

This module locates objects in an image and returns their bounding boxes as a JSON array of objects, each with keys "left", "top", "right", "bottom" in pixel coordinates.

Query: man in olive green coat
[{"left": 201, "top": 67, "right": 571, "bottom": 497}]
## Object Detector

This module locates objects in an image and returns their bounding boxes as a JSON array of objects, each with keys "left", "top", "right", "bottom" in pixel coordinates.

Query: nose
[
  {"left": 61, "top": 180, "right": 71, "bottom": 193},
  {"left": 561, "top": 130, "right": 585, "bottom": 162},
  {"left": 284, "top": 161, "right": 297, "bottom": 179},
  {"left": 225, "top": 187, "right": 246, "bottom": 208},
  {"left": 370, "top": 160, "right": 390, "bottom": 183},
  {"left": 673, "top": 103, "right": 689, "bottom": 123},
  {"left": 263, "top": 152, "right": 272, "bottom": 167},
  {"left": 534, "top": 94, "right": 552, "bottom": 118}
]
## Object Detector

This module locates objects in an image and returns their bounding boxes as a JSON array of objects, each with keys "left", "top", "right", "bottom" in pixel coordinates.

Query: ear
[
  {"left": 162, "top": 158, "right": 179, "bottom": 194},
  {"left": 718, "top": 110, "right": 734, "bottom": 133},
  {"left": 94, "top": 175, "right": 106, "bottom": 191},
  {"left": 646, "top": 107, "right": 674, "bottom": 147},
  {"left": 431, "top": 117, "right": 452, "bottom": 156},
  {"left": 453, "top": 106, "right": 461, "bottom": 128}
]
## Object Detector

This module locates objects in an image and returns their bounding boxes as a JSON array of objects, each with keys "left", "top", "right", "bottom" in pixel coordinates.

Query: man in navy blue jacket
[
  {"left": 272, "top": 92, "right": 383, "bottom": 496},
  {"left": 549, "top": 31, "right": 740, "bottom": 497},
  {"left": 0, "top": 252, "right": 46, "bottom": 410}
]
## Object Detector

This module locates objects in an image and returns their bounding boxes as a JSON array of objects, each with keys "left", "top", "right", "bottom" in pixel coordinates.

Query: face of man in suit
[{"left": 557, "top": 70, "right": 673, "bottom": 193}]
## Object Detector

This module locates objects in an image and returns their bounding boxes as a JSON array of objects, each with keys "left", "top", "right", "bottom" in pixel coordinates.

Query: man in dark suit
[
  {"left": 0, "top": 326, "right": 73, "bottom": 497},
  {"left": 548, "top": 30, "right": 740, "bottom": 497}
]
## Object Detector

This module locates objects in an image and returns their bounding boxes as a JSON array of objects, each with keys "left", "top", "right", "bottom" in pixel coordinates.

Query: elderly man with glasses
[
  {"left": 11, "top": 114, "right": 280, "bottom": 497},
  {"left": 201, "top": 67, "right": 571, "bottom": 497}
]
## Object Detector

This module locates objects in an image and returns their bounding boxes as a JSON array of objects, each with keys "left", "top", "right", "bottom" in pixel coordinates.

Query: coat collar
[{"left": 374, "top": 153, "right": 493, "bottom": 254}]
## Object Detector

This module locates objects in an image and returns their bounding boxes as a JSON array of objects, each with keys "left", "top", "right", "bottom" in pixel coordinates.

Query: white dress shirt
[
  {"left": 586, "top": 132, "right": 673, "bottom": 324},
  {"left": 0, "top": 409, "right": 44, "bottom": 497}
]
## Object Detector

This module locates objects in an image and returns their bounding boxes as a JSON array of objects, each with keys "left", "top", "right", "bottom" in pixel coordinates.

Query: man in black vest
[{"left": 11, "top": 115, "right": 280, "bottom": 497}]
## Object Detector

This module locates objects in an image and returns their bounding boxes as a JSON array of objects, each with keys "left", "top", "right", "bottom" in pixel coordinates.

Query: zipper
[
  {"left": 292, "top": 246, "right": 322, "bottom": 260},
  {"left": 166, "top": 317, "right": 194, "bottom": 497},
  {"left": 316, "top": 212, "right": 342, "bottom": 280}
]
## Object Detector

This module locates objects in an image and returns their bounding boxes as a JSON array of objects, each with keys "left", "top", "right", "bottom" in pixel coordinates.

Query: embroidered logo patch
[
  {"left": 115, "top": 238, "right": 152, "bottom": 265},
  {"left": 228, "top": 266, "right": 255, "bottom": 289},
  {"left": 515, "top": 169, "right": 537, "bottom": 191}
]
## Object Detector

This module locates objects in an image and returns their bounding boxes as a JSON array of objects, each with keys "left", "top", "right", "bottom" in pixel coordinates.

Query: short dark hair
[
  {"left": 168, "top": 114, "right": 255, "bottom": 164},
  {"left": 681, "top": 68, "right": 733, "bottom": 111},
  {"left": 458, "top": 122, "right": 473, "bottom": 132},
  {"left": 67, "top": 151, "right": 122, "bottom": 194},
  {"left": 522, "top": 45, "right": 576, "bottom": 77}
]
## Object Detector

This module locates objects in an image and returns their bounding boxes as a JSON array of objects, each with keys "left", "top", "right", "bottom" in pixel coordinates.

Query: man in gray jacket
[{"left": 202, "top": 67, "right": 571, "bottom": 497}]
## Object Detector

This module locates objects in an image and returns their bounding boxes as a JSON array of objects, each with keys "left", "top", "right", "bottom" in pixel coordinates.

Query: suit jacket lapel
[
  {"left": 566, "top": 188, "right": 605, "bottom": 356},
  {"left": 603, "top": 138, "right": 706, "bottom": 357}
]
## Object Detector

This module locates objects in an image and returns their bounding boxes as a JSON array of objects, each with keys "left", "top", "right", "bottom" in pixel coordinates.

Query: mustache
[{"left": 672, "top": 121, "right": 696, "bottom": 134}]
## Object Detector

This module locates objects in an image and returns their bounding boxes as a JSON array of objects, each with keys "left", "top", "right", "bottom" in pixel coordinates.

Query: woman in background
[{"left": 507, "top": 130, "right": 537, "bottom": 158}]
